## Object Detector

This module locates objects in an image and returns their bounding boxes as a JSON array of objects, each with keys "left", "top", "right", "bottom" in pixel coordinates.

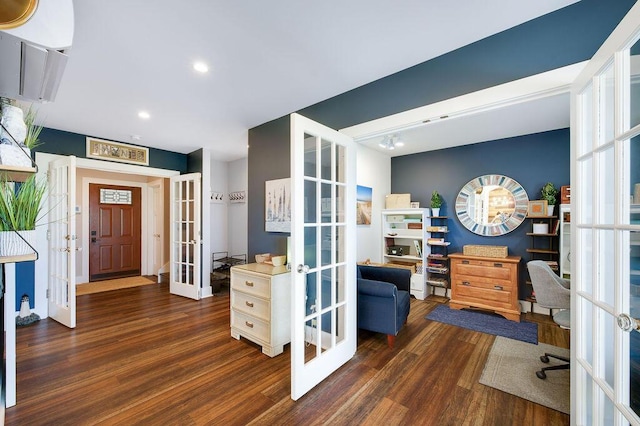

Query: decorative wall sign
[
  {"left": 86, "top": 137, "right": 149, "bottom": 166},
  {"left": 265, "top": 178, "right": 291, "bottom": 232}
]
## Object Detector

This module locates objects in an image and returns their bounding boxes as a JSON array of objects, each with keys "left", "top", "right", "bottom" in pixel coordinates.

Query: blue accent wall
[
  {"left": 247, "top": 0, "right": 635, "bottom": 260},
  {"left": 391, "top": 128, "right": 570, "bottom": 296},
  {"left": 38, "top": 128, "right": 189, "bottom": 173}
]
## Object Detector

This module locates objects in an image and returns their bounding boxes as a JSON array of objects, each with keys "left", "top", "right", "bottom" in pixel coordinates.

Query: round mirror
[{"left": 455, "top": 174, "right": 529, "bottom": 236}]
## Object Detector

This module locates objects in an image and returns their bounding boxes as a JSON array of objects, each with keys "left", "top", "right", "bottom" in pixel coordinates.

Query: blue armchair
[{"left": 357, "top": 265, "right": 411, "bottom": 348}]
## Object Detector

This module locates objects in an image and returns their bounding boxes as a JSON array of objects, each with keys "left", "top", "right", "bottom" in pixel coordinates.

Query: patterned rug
[{"left": 425, "top": 304, "right": 538, "bottom": 344}]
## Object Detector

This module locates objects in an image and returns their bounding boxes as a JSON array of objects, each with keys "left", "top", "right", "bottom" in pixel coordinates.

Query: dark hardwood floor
[{"left": 6, "top": 283, "right": 569, "bottom": 425}]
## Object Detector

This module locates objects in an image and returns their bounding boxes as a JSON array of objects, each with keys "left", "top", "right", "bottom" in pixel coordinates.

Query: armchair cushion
[{"left": 357, "top": 265, "right": 411, "bottom": 347}]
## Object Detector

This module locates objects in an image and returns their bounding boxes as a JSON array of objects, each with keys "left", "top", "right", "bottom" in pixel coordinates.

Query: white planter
[
  {"left": 547, "top": 205, "right": 555, "bottom": 217},
  {"left": 0, "top": 144, "right": 31, "bottom": 167},
  {"left": 0, "top": 104, "right": 27, "bottom": 146},
  {"left": 431, "top": 207, "right": 441, "bottom": 217},
  {"left": 533, "top": 223, "right": 549, "bottom": 234},
  {"left": 0, "top": 230, "right": 36, "bottom": 257}
]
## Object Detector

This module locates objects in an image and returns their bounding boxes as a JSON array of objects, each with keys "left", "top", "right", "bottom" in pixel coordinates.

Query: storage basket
[
  {"left": 462, "top": 244, "right": 508, "bottom": 258},
  {"left": 416, "top": 262, "right": 423, "bottom": 275}
]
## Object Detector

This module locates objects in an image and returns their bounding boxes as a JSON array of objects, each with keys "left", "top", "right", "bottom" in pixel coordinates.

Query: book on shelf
[
  {"left": 426, "top": 226, "right": 448, "bottom": 232},
  {"left": 427, "top": 237, "right": 444, "bottom": 244}
]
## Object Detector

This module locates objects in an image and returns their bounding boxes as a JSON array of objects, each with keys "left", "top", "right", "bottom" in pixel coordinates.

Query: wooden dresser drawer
[
  {"left": 231, "top": 271, "right": 271, "bottom": 298},
  {"left": 232, "top": 310, "right": 270, "bottom": 342},
  {"left": 452, "top": 279, "right": 513, "bottom": 310},
  {"left": 452, "top": 261, "right": 514, "bottom": 281},
  {"left": 232, "top": 290, "right": 270, "bottom": 321},
  {"left": 454, "top": 274, "right": 514, "bottom": 292}
]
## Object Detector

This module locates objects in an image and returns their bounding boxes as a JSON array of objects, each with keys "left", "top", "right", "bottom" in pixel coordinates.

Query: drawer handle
[
  {"left": 462, "top": 260, "right": 470, "bottom": 264},
  {"left": 493, "top": 263, "right": 503, "bottom": 268},
  {"left": 245, "top": 321, "right": 254, "bottom": 328},
  {"left": 462, "top": 281, "right": 470, "bottom": 286},
  {"left": 245, "top": 301, "right": 254, "bottom": 308},
  {"left": 494, "top": 285, "right": 504, "bottom": 291},
  {"left": 245, "top": 281, "right": 254, "bottom": 287}
]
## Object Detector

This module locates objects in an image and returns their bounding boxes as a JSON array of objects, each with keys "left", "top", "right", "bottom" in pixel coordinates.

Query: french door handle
[
  {"left": 617, "top": 313, "right": 640, "bottom": 333},
  {"left": 297, "top": 264, "right": 310, "bottom": 274}
]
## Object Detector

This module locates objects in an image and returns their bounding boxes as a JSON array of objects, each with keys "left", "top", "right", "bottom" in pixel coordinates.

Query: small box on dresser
[
  {"left": 449, "top": 253, "right": 521, "bottom": 322},
  {"left": 230, "top": 263, "right": 291, "bottom": 357}
]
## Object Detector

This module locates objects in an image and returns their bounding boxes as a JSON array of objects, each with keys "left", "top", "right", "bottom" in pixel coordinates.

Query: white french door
[
  {"left": 290, "top": 113, "right": 357, "bottom": 400},
  {"left": 169, "top": 173, "right": 201, "bottom": 300},
  {"left": 47, "top": 155, "right": 77, "bottom": 328},
  {"left": 572, "top": 2, "right": 640, "bottom": 423}
]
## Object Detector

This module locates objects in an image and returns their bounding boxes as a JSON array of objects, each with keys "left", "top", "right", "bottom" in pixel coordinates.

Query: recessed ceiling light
[
  {"left": 138, "top": 111, "right": 150, "bottom": 120},
  {"left": 193, "top": 62, "right": 209, "bottom": 73}
]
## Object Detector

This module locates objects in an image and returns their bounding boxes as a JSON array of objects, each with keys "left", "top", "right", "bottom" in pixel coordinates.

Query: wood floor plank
[{"left": 5, "top": 284, "right": 570, "bottom": 425}]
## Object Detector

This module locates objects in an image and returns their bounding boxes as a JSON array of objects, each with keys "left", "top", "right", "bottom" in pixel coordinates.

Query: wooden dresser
[
  {"left": 230, "top": 263, "right": 291, "bottom": 357},
  {"left": 449, "top": 253, "right": 521, "bottom": 322}
]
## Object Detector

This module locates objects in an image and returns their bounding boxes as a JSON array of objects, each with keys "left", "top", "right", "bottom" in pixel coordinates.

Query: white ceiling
[{"left": 33, "top": 0, "right": 578, "bottom": 161}]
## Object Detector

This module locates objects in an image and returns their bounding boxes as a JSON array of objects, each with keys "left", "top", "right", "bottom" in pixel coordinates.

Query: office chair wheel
[
  {"left": 540, "top": 355, "right": 550, "bottom": 363},
  {"left": 536, "top": 370, "right": 547, "bottom": 380}
]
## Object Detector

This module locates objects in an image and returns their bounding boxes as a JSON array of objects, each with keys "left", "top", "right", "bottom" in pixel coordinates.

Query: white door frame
[{"left": 34, "top": 153, "right": 179, "bottom": 318}]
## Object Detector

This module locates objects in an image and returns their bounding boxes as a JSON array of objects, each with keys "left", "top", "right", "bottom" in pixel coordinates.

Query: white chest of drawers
[{"left": 230, "top": 263, "right": 291, "bottom": 357}]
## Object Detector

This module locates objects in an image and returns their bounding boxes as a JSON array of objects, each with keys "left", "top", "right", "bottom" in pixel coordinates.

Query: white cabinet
[
  {"left": 381, "top": 209, "right": 428, "bottom": 299},
  {"left": 559, "top": 204, "right": 571, "bottom": 279},
  {"left": 230, "top": 263, "right": 291, "bottom": 357}
]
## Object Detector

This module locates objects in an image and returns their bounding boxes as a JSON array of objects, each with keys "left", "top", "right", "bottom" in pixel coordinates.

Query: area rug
[
  {"left": 76, "top": 276, "right": 157, "bottom": 295},
  {"left": 480, "top": 336, "right": 569, "bottom": 414},
  {"left": 425, "top": 304, "right": 538, "bottom": 344}
]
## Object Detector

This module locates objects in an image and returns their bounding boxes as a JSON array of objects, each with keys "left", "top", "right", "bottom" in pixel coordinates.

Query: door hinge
[
  {"left": 46, "top": 289, "right": 49, "bottom": 299},
  {"left": 46, "top": 230, "right": 51, "bottom": 241}
]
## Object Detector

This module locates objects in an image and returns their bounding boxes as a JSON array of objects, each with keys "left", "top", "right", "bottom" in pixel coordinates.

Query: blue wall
[
  {"left": 247, "top": 0, "right": 636, "bottom": 260},
  {"left": 391, "top": 128, "right": 570, "bottom": 296}
]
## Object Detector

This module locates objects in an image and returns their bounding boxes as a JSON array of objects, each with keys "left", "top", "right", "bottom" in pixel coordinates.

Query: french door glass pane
[
  {"left": 336, "top": 264, "right": 346, "bottom": 304},
  {"left": 321, "top": 139, "right": 332, "bottom": 180},
  {"left": 632, "top": 136, "right": 640, "bottom": 213},
  {"left": 631, "top": 38, "right": 640, "bottom": 129},
  {"left": 336, "top": 185, "right": 346, "bottom": 223},
  {"left": 321, "top": 225, "right": 332, "bottom": 266},
  {"left": 579, "top": 84, "right": 594, "bottom": 156},
  {"left": 304, "top": 227, "right": 317, "bottom": 268},
  {"left": 304, "top": 134, "right": 317, "bottom": 178},
  {"left": 336, "top": 224, "right": 346, "bottom": 263},
  {"left": 580, "top": 296, "right": 594, "bottom": 367},
  {"left": 321, "top": 268, "right": 332, "bottom": 310},
  {"left": 630, "top": 231, "right": 640, "bottom": 417},
  {"left": 580, "top": 157, "right": 594, "bottom": 224},
  {"left": 598, "top": 146, "right": 615, "bottom": 225},
  {"left": 579, "top": 228, "right": 594, "bottom": 295},
  {"left": 336, "top": 144, "right": 346, "bottom": 184},
  {"left": 305, "top": 180, "right": 317, "bottom": 223},
  {"left": 602, "top": 308, "right": 615, "bottom": 389},
  {"left": 321, "top": 183, "right": 331, "bottom": 223},
  {"left": 600, "top": 63, "right": 615, "bottom": 144},
  {"left": 597, "top": 229, "right": 615, "bottom": 307}
]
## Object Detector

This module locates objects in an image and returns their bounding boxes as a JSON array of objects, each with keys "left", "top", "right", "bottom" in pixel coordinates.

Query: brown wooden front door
[{"left": 89, "top": 184, "right": 142, "bottom": 281}]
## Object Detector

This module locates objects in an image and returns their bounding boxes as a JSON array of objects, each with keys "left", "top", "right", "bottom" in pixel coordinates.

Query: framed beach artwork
[
  {"left": 357, "top": 185, "right": 372, "bottom": 225},
  {"left": 265, "top": 178, "right": 291, "bottom": 232}
]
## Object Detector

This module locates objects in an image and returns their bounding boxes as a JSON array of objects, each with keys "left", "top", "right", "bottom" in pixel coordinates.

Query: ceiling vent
[{"left": 0, "top": 0, "right": 73, "bottom": 103}]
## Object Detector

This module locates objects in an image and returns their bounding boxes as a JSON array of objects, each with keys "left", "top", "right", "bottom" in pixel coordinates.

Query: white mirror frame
[{"left": 455, "top": 174, "right": 529, "bottom": 236}]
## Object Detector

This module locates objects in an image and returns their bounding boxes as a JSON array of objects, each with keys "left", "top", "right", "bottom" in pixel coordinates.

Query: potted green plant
[
  {"left": 0, "top": 100, "right": 37, "bottom": 168},
  {"left": 431, "top": 190, "right": 443, "bottom": 217},
  {"left": 0, "top": 175, "right": 47, "bottom": 256},
  {"left": 540, "top": 182, "right": 558, "bottom": 216}
]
